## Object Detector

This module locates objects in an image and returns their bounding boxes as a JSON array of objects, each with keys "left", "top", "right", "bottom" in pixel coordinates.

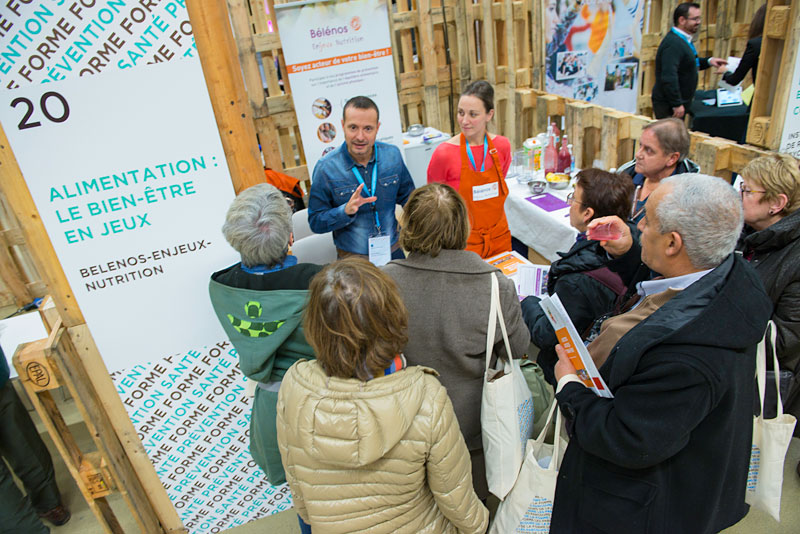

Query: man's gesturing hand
[{"left": 344, "top": 183, "right": 377, "bottom": 215}]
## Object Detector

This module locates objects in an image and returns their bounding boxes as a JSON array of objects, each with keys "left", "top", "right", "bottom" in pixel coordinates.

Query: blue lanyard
[
  {"left": 466, "top": 135, "right": 489, "bottom": 172},
  {"left": 671, "top": 28, "right": 700, "bottom": 67},
  {"left": 350, "top": 147, "right": 381, "bottom": 231}
]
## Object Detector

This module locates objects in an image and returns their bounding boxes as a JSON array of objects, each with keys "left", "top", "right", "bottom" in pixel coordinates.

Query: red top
[{"left": 427, "top": 135, "right": 512, "bottom": 189}]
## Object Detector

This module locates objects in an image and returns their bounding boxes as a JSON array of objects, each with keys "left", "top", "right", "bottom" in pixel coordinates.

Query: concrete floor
[{"left": 14, "top": 380, "right": 800, "bottom": 534}]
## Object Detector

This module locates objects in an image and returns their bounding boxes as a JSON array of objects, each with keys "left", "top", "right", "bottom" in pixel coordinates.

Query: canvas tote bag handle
[
  {"left": 485, "top": 272, "right": 515, "bottom": 373},
  {"left": 756, "top": 320, "right": 782, "bottom": 420}
]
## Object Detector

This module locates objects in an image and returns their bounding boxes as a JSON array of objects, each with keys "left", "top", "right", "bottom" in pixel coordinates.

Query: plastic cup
[{"left": 587, "top": 222, "right": 622, "bottom": 241}]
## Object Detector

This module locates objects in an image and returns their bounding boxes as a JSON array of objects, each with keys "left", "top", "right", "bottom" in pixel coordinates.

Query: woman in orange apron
[{"left": 427, "top": 80, "right": 512, "bottom": 258}]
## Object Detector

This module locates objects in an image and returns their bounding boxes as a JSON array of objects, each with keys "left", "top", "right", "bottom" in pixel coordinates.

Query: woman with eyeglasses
[
  {"left": 521, "top": 168, "right": 634, "bottom": 385},
  {"left": 738, "top": 153, "right": 800, "bottom": 438}
]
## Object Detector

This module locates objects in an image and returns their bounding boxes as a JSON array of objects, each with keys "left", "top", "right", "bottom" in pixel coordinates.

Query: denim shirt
[{"left": 308, "top": 142, "right": 415, "bottom": 255}]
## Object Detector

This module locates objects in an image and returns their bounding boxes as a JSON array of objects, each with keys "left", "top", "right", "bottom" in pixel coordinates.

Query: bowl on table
[
  {"left": 545, "top": 172, "right": 570, "bottom": 190},
  {"left": 527, "top": 180, "right": 547, "bottom": 195}
]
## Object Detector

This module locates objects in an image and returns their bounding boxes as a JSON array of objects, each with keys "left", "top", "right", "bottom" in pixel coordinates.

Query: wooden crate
[
  {"left": 12, "top": 312, "right": 169, "bottom": 533},
  {"left": 225, "top": 0, "right": 311, "bottom": 188},
  {"left": 0, "top": 192, "right": 46, "bottom": 308},
  {"left": 746, "top": 0, "right": 800, "bottom": 149}
]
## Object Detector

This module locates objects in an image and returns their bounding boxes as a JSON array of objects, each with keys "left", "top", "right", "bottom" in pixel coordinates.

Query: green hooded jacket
[{"left": 209, "top": 262, "right": 320, "bottom": 484}]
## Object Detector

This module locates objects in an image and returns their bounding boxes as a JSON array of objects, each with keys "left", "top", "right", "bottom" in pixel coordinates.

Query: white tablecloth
[{"left": 504, "top": 178, "right": 578, "bottom": 262}]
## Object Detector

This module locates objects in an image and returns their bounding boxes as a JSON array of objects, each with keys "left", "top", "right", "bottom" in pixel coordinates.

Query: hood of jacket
[
  {"left": 208, "top": 274, "right": 312, "bottom": 381},
  {"left": 280, "top": 360, "right": 438, "bottom": 468},
  {"left": 604, "top": 254, "right": 772, "bottom": 388},
  {"left": 742, "top": 208, "right": 800, "bottom": 254}
]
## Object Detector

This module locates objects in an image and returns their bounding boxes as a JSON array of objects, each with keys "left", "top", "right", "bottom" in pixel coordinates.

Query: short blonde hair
[
  {"left": 304, "top": 258, "right": 408, "bottom": 381},
  {"left": 399, "top": 183, "right": 469, "bottom": 256},
  {"left": 741, "top": 153, "right": 800, "bottom": 214}
]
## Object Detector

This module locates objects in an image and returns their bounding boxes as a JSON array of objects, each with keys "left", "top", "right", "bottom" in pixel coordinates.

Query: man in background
[{"left": 652, "top": 2, "right": 726, "bottom": 119}]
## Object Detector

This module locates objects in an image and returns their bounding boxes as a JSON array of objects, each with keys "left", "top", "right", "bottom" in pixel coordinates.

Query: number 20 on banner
[{"left": 10, "top": 92, "right": 70, "bottom": 130}]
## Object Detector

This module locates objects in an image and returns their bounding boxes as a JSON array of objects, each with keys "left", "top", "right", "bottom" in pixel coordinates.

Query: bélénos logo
[{"left": 309, "top": 16, "right": 362, "bottom": 38}]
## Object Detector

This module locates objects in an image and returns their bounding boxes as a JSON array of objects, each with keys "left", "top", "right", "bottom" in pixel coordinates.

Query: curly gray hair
[
  {"left": 656, "top": 174, "right": 742, "bottom": 269},
  {"left": 222, "top": 183, "right": 293, "bottom": 267}
]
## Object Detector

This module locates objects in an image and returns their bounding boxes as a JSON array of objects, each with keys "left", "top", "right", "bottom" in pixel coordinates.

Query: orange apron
[{"left": 458, "top": 133, "right": 511, "bottom": 258}]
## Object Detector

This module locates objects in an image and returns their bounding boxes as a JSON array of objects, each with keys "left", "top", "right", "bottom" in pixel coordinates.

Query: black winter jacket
[
  {"left": 521, "top": 237, "right": 626, "bottom": 386},
  {"left": 551, "top": 254, "right": 772, "bottom": 533},
  {"left": 739, "top": 208, "right": 800, "bottom": 422}
]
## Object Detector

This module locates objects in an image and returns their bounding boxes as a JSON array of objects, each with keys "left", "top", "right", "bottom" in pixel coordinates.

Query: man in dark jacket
[
  {"left": 550, "top": 174, "right": 772, "bottom": 533},
  {"left": 652, "top": 2, "right": 726, "bottom": 119}
]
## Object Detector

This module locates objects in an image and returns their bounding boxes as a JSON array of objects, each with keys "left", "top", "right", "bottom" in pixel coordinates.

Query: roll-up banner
[
  {"left": 0, "top": 2, "right": 290, "bottom": 533},
  {"left": 779, "top": 42, "right": 800, "bottom": 159},
  {"left": 274, "top": 0, "right": 403, "bottom": 175}
]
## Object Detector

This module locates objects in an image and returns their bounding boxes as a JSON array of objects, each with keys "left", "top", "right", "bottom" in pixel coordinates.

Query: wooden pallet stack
[
  {"left": 515, "top": 88, "right": 770, "bottom": 177},
  {"left": 11, "top": 300, "right": 172, "bottom": 533},
  {"left": 746, "top": 0, "right": 800, "bottom": 149},
  {"left": 0, "top": 193, "right": 46, "bottom": 309}
]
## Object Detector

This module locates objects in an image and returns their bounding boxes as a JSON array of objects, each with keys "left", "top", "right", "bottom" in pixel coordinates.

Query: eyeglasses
[
  {"left": 687, "top": 16, "right": 702, "bottom": 21},
  {"left": 738, "top": 183, "right": 767, "bottom": 197},
  {"left": 566, "top": 192, "right": 585, "bottom": 207}
]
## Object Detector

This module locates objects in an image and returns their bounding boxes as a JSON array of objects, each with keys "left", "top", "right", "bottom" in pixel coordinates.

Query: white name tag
[
  {"left": 473, "top": 182, "right": 499, "bottom": 201},
  {"left": 368, "top": 234, "right": 391, "bottom": 266}
]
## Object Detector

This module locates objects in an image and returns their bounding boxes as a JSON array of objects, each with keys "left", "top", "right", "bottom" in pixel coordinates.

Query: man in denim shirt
[{"left": 308, "top": 96, "right": 414, "bottom": 260}]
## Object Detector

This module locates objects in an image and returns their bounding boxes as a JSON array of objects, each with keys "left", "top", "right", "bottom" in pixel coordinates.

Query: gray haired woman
[{"left": 208, "top": 183, "right": 322, "bottom": 488}]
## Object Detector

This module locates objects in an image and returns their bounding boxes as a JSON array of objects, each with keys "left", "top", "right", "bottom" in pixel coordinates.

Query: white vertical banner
[
  {"left": 274, "top": 0, "right": 403, "bottom": 174},
  {"left": 0, "top": 3, "right": 292, "bottom": 533},
  {"left": 779, "top": 43, "right": 800, "bottom": 158}
]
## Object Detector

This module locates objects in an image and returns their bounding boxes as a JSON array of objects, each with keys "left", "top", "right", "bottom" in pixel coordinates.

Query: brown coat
[
  {"left": 276, "top": 361, "right": 488, "bottom": 534},
  {"left": 383, "top": 250, "right": 530, "bottom": 451}
]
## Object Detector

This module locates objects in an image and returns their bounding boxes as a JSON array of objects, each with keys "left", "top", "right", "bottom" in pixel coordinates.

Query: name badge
[
  {"left": 473, "top": 182, "right": 499, "bottom": 202},
  {"left": 368, "top": 234, "right": 391, "bottom": 266}
]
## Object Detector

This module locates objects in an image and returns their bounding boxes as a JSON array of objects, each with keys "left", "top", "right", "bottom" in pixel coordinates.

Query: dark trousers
[
  {"left": 0, "top": 381, "right": 59, "bottom": 533},
  {"left": 651, "top": 98, "right": 673, "bottom": 119}
]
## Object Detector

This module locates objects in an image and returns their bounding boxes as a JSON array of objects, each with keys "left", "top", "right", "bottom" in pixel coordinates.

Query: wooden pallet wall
[
  {"left": 747, "top": 0, "right": 800, "bottom": 149},
  {"left": 516, "top": 88, "right": 771, "bottom": 181}
]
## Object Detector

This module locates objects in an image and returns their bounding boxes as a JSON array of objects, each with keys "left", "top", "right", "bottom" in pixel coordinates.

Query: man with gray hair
[
  {"left": 618, "top": 118, "right": 698, "bottom": 223},
  {"left": 208, "top": 183, "right": 322, "bottom": 491},
  {"left": 549, "top": 174, "right": 772, "bottom": 533}
]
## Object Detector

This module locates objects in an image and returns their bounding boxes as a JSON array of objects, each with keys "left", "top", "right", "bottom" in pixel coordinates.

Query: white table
[{"left": 504, "top": 177, "right": 578, "bottom": 263}]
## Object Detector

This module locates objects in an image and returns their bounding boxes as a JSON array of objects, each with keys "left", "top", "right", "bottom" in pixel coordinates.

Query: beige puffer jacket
[{"left": 276, "top": 360, "right": 488, "bottom": 534}]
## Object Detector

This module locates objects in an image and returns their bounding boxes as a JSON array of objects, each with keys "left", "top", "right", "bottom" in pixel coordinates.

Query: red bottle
[
  {"left": 544, "top": 126, "right": 558, "bottom": 175},
  {"left": 557, "top": 135, "right": 571, "bottom": 173}
]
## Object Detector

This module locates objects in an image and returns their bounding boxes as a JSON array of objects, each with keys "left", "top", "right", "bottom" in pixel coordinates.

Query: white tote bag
[
  {"left": 489, "top": 399, "right": 567, "bottom": 533},
  {"left": 745, "top": 321, "right": 797, "bottom": 521},
  {"left": 481, "top": 272, "right": 535, "bottom": 500}
]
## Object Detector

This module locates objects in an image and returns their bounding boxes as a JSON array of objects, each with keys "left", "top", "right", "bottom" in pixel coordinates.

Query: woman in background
[
  {"left": 718, "top": 4, "right": 765, "bottom": 86},
  {"left": 383, "top": 183, "right": 530, "bottom": 501},
  {"left": 276, "top": 258, "right": 488, "bottom": 534},
  {"left": 737, "top": 153, "right": 800, "bottom": 436},
  {"left": 521, "top": 169, "right": 634, "bottom": 385},
  {"left": 427, "top": 80, "right": 512, "bottom": 258}
]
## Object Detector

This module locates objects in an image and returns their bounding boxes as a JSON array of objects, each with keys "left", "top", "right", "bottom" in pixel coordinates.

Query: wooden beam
[{"left": 186, "top": 0, "right": 264, "bottom": 194}]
